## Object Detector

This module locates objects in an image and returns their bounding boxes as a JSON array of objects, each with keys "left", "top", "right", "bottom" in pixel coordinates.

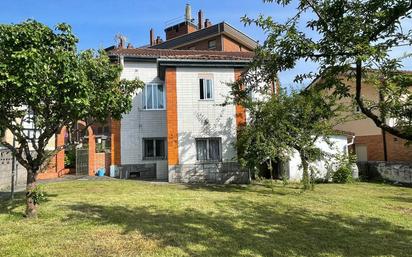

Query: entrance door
[{"left": 355, "top": 145, "right": 368, "bottom": 161}]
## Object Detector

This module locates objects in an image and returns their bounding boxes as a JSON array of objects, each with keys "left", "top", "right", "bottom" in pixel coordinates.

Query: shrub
[
  {"left": 332, "top": 166, "right": 353, "bottom": 183},
  {"left": 65, "top": 148, "right": 76, "bottom": 168}
]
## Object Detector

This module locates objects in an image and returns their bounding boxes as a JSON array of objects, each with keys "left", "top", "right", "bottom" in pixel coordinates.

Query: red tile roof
[{"left": 107, "top": 48, "right": 255, "bottom": 61}]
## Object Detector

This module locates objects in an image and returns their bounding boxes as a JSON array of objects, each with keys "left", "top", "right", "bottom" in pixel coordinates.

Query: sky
[{"left": 0, "top": 0, "right": 411, "bottom": 88}]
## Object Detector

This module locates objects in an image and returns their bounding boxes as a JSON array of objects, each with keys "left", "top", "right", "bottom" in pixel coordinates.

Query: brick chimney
[
  {"left": 155, "top": 36, "right": 163, "bottom": 45},
  {"left": 198, "top": 10, "right": 204, "bottom": 30},
  {"left": 164, "top": 4, "right": 198, "bottom": 40},
  {"left": 204, "top": 19, "right": 212, "bottom": 28},
  {"left": 150, "top": 28, "right": 155, "bottom": 46}
]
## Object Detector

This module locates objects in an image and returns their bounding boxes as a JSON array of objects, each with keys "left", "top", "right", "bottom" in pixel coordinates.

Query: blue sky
[{"left": 1, "top": 0, "right": 410, "bottom": 88}]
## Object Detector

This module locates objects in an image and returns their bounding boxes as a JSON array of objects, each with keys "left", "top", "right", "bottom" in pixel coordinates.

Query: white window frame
[
  {"left": 142, "top": 83, "right": 166, "bottom": 110},
  {"left": 208, "top": 40, "right": 216, "bottom": 50},
  {"left": 199, "top": 78, "right": 214, "bottom": 101}
]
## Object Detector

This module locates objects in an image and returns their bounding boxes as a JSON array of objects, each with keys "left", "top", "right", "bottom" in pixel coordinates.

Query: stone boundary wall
[
  {"left": 169, "top": 162, "right": 250, "bottom": 184},
  {"left": 119, "top": 164, "right": 156, "bottom": 179},
  {"left": 357, "top": 161, "right": 412, "bottom": 185},
  {"left": 0, "top": 150, "right": 26, "bottom": 191}
]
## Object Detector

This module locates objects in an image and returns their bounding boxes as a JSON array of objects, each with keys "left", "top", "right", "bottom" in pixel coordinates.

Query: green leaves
[
  {"left": 244, "top": 0, "right": 412, "bottom": 141},
  {"left": 0, "top": 20, "right": 144, "bottom": 173},
  {"left": 237, "top": 88, "right": 339, "bottom": 186}
]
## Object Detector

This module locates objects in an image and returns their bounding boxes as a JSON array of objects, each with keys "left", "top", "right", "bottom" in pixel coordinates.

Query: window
[
  {"left": 143, "top": 138, "right": 166, "bottom": 159},
  {"left": 208, "top": 40, "right": 216, "bottom": 49},
  {"left": 199, "top": 79, "right": 213, "bottom": 100},
  {"left": 143, "top": 84, "right": 165, "bottom": 110},
  {"left": 196, "top": 138, "right": 221, "bottom": 161}
]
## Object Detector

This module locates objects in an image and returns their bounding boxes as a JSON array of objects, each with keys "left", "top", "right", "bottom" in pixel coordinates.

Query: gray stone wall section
[
  {"left": 119, "top": 163, "right": 156, "bottom": 179},
  {"left": 0, "top": 150, "right": 26, "bottom": 191},
  {"left": 357, "top": 161, "right": 412, "bottom": 185},
  {"left": 169, "top": 162, "right": 250, "bottom": 184}
]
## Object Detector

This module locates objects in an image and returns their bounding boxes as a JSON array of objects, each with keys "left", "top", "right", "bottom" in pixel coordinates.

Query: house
[
  {"left": 311, "top": 71, "right": 412, "bottom": 162},
  {"left": 106, "top": 47, "right": 254, "bottom": 183}
]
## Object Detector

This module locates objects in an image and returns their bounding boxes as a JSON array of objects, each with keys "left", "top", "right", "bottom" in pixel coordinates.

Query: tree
[
  {"left": 242, "top": 0, "right": 412, "bottom": 140},
  {"left": 0, "top": 20, "right": 143, "bottom": 217},
  {"left": 236, "top": 88, "right": 341, "bottom": 190}
]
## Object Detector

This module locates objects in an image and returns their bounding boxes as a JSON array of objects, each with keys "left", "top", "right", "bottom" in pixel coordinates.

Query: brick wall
[
  {"left": 222, "top": 35, "right": 252, "bottom": 52},
  {"left": 355, "top": 134, "right": 412, "bottom": 161},
  {"left": 166, "top": 23, "right": 197, "bottom": 40},
  {"left": 95, "top": 152, "right": 110, "bottom": 174},
  {"left": 178, "top": 36, "right": 223, "bottom": 51}
]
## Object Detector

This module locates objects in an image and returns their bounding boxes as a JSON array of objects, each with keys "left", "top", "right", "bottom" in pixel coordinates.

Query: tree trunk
[
  {"left": 25, "top": 170, "right": 38, "bottom": 218},
  {"left": 299, "top": 151, "right": 310, "bottom": 190},
  {"left": 267, "top": 159, "right": 274, "bottom": 193}
]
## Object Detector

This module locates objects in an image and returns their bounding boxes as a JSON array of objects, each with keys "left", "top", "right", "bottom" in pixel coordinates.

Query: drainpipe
[
  {"left": 347, "top": 135, "right": 355, "bottom": 148},
  {"left": 346, "top": 135, "right": 359, "bottom": 179},
  {"left": 119, "top": 55, "right": 124, "bottom": 68}
]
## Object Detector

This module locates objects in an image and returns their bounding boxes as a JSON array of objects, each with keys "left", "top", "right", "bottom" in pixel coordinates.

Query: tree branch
[{"left": 355, "top": 60, "right": 412, "bottom": 141}]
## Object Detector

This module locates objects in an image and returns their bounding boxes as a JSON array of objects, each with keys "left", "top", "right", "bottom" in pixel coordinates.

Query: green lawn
[{"left": 0, "top": 180, "right": 411, "bottom": 257}]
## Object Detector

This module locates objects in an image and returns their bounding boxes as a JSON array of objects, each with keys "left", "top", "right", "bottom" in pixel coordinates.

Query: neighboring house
[
  {"left": 106, "top": 48, "right": 253, "bottom": 183},
  {"left": 145, "top": 4, "right": 257, "bottom": 52},
  {"left": 312, "top": 72, "right": 412, "bottom": 162}
]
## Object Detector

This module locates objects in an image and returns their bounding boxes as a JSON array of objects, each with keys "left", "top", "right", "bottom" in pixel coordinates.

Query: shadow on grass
[
  {"left": 0, "top": 192, "right": 58, "bottom": 217},
  {"left": 382, "top": 195, "right": 412, "bottom": 204},
  {"left": 64, "top": 198, "right": 412, "bottom": 257},
  {"left": 182, "top": 181, "right": 303, "bottom": 197}
]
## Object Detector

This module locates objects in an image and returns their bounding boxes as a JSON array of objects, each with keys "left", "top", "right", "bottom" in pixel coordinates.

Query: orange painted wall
[
  {"left": 111, "top": 119, "right": 121, "bottom": 165},
  {"left": 234, "top": 68, "right": 246, "bottom": 128},
  {"left": 166, "top": 67, "right": 179, "bottom": 165}
]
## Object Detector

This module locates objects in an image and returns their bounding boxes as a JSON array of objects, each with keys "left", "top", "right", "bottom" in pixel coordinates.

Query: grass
[{"left": 0, "top": 180, "right": 411, "bottom": 257}]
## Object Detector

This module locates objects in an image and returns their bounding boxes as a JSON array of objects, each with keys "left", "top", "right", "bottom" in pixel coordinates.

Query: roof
[
  {"left": 107, "top": 48, "right": 255, "bottom": 61},
  {"left": 148, "top": 22, "right": 258, "bottom": 50}
]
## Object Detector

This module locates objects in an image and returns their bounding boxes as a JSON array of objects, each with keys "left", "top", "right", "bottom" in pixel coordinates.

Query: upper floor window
[
  {"left": 208, "top": 40, "right": 216, "bottom": 50},
  {"left": 143, "top": 84, "right": 165, "bottom": 110},
  {"left": 199, "top": 79, "right": 213, "bottom": 100}
]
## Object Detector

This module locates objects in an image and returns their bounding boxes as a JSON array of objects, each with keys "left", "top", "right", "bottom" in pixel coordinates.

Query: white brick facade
[
  {"left": 120, "top": 61, "right": 168, "bottom": 180},
  {"left": 176, "top": 67, "right": 237, "bottom": 164},
  {"left": 120, "top": 61, "right": 239, "bottom": 181}
]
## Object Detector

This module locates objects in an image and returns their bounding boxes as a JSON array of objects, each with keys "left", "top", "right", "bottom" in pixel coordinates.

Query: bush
[
  {"left": 65, "top": 148, "right": 76, "bottom": 168},
  {"left": 332, "top": 166, "right": 353, "bottom": 183}
]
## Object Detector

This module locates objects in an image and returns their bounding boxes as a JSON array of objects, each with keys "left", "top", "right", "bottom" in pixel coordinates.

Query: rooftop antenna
[{"left": 115, "top": 34, "right": 127, "bottom": 48}]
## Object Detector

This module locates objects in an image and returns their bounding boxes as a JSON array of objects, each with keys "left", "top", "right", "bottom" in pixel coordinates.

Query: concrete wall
[
  {"left": 287, "top": 135, "right": 349, "bottom": 181},
  {"left": 0, "top": 150, "right": 26, "bottom": 191},
  {"left": 175, "top": 67, "right": 237, "bottom": 164},
  {"left": 120, "top": 61, "right": 168, "bottom": 180},
  {"left": 357, "top": 161, "right": 412, "bottom": 184}
]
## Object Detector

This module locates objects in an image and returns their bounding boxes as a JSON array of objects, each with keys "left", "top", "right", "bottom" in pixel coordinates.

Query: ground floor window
[
  {"left": 143, "top": 138, "right": 166, "bottom": 160},
  {"left": 196, "top": 138, "right": 221, "bottom": 161}
]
